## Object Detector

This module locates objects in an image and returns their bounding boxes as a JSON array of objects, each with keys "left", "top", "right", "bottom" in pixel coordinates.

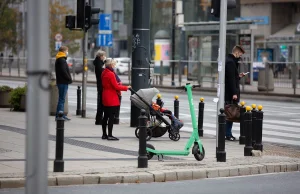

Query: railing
[{"left": 1, "top": 57, "right": 299, "bottom": 95}]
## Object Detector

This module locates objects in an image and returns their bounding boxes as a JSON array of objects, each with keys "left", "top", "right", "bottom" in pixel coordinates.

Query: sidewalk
[{"left": 0, "top": 108, "right": 300, "bottom": 188}]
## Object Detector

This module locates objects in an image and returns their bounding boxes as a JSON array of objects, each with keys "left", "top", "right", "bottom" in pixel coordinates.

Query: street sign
[
  {"left": 97, "top": 34, "right": 113, "bottom": 47},
  {"left": 55, "top": 41, "right": 62, "bottom": 51},
  {"left": 55, "top": 33, "right": 63, "bottom": 41},
  {"left": 98, "top": 14, "right": 113, "bottom": 47}
]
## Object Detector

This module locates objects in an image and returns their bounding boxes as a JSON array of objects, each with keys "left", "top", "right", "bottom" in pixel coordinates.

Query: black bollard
[
  {"left": 114, "top": 95, "right": 122, "bottom": 124},
  {"left": 254, "top": 105, "right": 264, "bottom": 152},
  {"left": 217, "top": 108, "right": 226, "bottom": 162},
  {"left": 76, "top": 86, "right": 82, "bottom": 116},
  {"left": 54, "top": 111, "right": 65, "bottom": 172},
  {"left": 156, "top": 94, "right": 163, "bottom": 107},
  {"left": 244, "top": 106, "right": 253, "bottom": 156},
  {"left": 174, "top": 96, "right": 179, "bottom": 119},
  {"left": 198, "top": 97, "right": 205, "bottom": 137},
  {"left": 138, "top": 109, "right": 148, "bottom": 168},
  {"left": 239, "top": 101, "right": 246, "bottom": 145},
  {"left": 251, "top": 104, "right": 257, "bottom": 147}
]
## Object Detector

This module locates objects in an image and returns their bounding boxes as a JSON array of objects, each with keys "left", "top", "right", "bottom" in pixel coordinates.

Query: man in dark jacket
[
  {"left": 94, "top": 50, "right": 106, "bottom": 125},
  {"left": 225, "top": 45, "right": 246, "bottom": 141},
  {"left": 55, "top": 46, "right": 72, "bottom": 121}
]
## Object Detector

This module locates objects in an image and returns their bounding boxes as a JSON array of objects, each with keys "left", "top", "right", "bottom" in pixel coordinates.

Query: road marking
[{"left": 264, "top": 120, "right": 300, "bottom": 127}]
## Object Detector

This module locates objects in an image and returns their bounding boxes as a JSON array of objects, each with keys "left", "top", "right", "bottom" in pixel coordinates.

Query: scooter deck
[{"left": 146, "top": 148, "right": 189, "bottom": 156}]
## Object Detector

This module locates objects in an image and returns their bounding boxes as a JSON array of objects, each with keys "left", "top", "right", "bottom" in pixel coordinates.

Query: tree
[
  {"left": 50, "top": 0, "right": 82, "bottom": 56},
  {"left": 0, "top": 0, "right": 23, "bottom": 54}
]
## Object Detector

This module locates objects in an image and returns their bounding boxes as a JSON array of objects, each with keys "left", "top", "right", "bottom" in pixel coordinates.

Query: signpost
[
  {"left": 55, "top": 33, "right": 63, "bottom": 51},
  {"left": 97, "top": 14, "right": 113, "bottom": 47}
]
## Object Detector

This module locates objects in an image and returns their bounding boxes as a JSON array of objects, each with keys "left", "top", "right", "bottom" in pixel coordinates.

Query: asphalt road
[
  {"left": 1, "top": 80, "right": 300, "bottom": 147},
  {"left": 1, "top": 172, "right": 300, "bottom": 194}
]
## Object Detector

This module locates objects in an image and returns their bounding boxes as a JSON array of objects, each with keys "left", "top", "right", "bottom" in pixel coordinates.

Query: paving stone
[
  {"left": 218, "top": 168, "right": 230, "bottom": 177},
  {"left": 147, "top": 171, "right": 165, "bottom": 182},
  {"left": 48, "top": 176, "right": 57, "bottom": 186},
  {"left": 176, "top": 170, "right": 192, "bottom": 181},
  {"left": 56, "top": 175, "right": 84, "bottom": 186},
  {"left": 286, "top": 163, "right": 298, "bottom": 172},
  {"left": 164, "top": 171, "right": 177, "bottom": 182},
  {"left": 258, "top": 165, "right": 267, "bottom": 174},
  {"left": 207, "top": 169, "right": 218, "bottom": 178},
  {"left": 192, "top": 169, "right": 207, "bottom": 179},
  {"left": 239, "top": 167, "right": 250, "bottom": 176},
  {"left": 229, "top": 168, "right": 239, "bottom": 177},
  {"left": 274, "top": 164, "right": 281, "bottom": 173},
  {"left": 99, "top": 174, "right": 122, "bottom": 184},
  {"left": 0, "top": 178, "right": 25, "bottom": 189},
  {"left": 250, "top": 165, "right": 261, "bottom": 175},
  {"left": 137, "top": 172, "right": 154, "bottom": 183},
  {"left": 266, "top": 164, "right": 275, "bottom": 173},
  {"left": 122, "top": 174, "right": 138, "bottom": 183},
  {"left": 281, "top": 164, "right": 287, "bottom": 172},
  {"left": 82, "top": 174, "right": 100, "bottom": 184}
]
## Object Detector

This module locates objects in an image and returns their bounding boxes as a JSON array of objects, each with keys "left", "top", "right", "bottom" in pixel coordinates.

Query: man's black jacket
[
  {"left": 55, "top": 56, "right": 72, "bottom": 85},
  {"left": 93, "top": 57, "right": 104, "bottom": 92},
  {"left": 225, "top": 54, "right": 240, "bottom": 102}
]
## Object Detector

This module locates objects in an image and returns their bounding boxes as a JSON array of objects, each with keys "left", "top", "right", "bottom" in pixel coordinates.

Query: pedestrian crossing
[{"left": 1, "top": 81, "right": 300, "bottom": 147}]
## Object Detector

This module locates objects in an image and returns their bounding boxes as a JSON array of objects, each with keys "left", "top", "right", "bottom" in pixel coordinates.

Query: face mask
[{"left": 66, "top": 51, "right": 69, "bottom": 56}]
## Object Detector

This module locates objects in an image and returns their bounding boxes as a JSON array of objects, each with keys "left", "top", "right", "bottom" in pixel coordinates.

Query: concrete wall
[
  {"left": 271, "top": 3, "right": 293, "bottom": 34},
  {"left": 241, "top": 3, "right": 272, "bottom": 37}
]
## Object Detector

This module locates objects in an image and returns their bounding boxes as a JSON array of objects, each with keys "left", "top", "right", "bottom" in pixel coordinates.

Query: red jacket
[{"left": 101, "top": 68, "right": 128, "bottom": 106}]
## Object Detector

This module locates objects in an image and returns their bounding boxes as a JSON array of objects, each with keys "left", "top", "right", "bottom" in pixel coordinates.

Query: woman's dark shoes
[
  {"left": 102, "top": 135, "right": 108, "bottom": 139},
  {"left": 107, "top": 136, "right": 119, "bottom": 141}
]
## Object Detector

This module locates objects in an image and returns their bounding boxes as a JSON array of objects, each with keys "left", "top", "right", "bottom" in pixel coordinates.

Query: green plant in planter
[
  {"left": 9, "top": 85, "right": 27, "bottom": 111},
  {"left": 0, "top": 85, "right": 13, "bottom": 92}
]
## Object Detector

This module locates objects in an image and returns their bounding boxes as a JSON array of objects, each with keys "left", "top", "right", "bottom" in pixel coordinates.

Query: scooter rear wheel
[
  {"left": 192, "top": 144, "right": 205, "bottom": 161},
  {"left": 146, "top": 144, "right": 155, "bottom": 160}
]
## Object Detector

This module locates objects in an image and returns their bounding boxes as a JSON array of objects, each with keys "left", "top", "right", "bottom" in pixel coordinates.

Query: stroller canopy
[{"left": 130, "top": 87, "right": 160, "bottom": 112}]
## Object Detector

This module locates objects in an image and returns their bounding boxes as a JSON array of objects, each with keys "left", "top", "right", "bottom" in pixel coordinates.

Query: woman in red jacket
[{"left": 101, "top": 58, "right": 131, "bottom": 140}]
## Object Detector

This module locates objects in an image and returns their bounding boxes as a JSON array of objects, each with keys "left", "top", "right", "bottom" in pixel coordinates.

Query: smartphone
[{"left": 244, "top": 72, "right": 250, "bottom": 75}]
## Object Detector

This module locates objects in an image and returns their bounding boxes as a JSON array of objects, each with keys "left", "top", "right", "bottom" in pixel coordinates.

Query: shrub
[
  {"left": 0, "top": 85, "right": 13, "bottom": 92},
  {"left": 9, "top": 85, "right": 27, "bottom": 111}
]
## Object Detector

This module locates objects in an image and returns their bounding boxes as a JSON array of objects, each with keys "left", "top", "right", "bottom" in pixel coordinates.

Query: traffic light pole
[
  {"left": 216, "top": 0, "right": 228, "bottom": 154},
  {"left": 81, "top": 30, "right": 88, "bottom": 118},
  {"left": 171, "top": 0, "right": 176, "bottom": 86},
  {"left": 130, "top": 0, "right": 152, "bottom": 127}
]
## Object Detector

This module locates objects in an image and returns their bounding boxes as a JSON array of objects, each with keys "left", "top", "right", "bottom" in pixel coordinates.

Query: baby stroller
[{"left": 130, "top": 88, "right": 184, "bottom": 141}]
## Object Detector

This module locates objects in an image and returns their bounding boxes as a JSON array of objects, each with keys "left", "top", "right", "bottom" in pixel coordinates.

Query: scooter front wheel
[
  {"left": 146, "top": 144, "right": 155, "bottom": 160},
  {"left": 192, "top": 144, "right": 205, "bottom": 161}
]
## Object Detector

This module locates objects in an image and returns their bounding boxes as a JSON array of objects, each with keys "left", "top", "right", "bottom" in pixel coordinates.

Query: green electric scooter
[{"left": 146, "top": 83, "right": 205, "bottom": 161}]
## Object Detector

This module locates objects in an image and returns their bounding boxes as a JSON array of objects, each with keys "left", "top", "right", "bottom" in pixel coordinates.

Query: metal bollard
[
  {"left": 217, "top": 108, "right": 226, "bottom": 162},
  {"left": 156, "top": 94, "right": 162, "bottom": 107},
  {"left": 244, "top": 106, "right": 253, "bottom": 156},
  {"left": 76, "top": 86, "right": 82, "bottom": 116},
  {"left": 251, "top": 104, "right": 257, "bottom": 147},
  {"left": 54, "top": 111, "right": 65, "bottom": 172},
  {"left": 174, "top": 95, "right": 179, "bottom": 119},
  {"left": 114, "top": 95, "right": 122, "bottom": 124},
  {"left": 239, "top": 101, "right": 246, "bottom": 145},
  {"left": 198, "top": 97, "right": 205, "bottom": 137},
  {"left": 138, "top": 109, "right": 148, "bottom": 168},
  {"left": 254, "top": 105, "right": 264, "bottom": 152}
]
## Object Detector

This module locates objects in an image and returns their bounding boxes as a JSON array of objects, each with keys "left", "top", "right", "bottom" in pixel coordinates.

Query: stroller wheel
[
  {"left": 135, "top": 127, "right": 152, "bottom": 141},
  {"left": 169, "top": 132, "right": 180, "bottom": 141}
]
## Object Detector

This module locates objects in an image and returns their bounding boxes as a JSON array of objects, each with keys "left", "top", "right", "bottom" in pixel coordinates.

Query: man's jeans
[
  {"left": 56, "top": 84, "right": 68, "bottom": 118},
  {"left": 226, "top": 120, "right": 233, "bottom": 137}
]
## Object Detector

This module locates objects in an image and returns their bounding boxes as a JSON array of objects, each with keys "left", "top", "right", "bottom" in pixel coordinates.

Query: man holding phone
[{"left": 225, "top": 45, "right": 246, "bottom": 141}]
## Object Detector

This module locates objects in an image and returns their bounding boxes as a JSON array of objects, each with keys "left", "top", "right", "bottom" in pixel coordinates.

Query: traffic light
[
  {"left": 211, "top": 0, "right": 237, "bottom": 18},
  {"left": 65, "top": 15, "right": 76, "bottom": 29},
  {"left": 84, "top": 5, "right": 100, "bottom": 31},
  {"left": 76, "top": 0, "right": 85, "bottom": 29}
]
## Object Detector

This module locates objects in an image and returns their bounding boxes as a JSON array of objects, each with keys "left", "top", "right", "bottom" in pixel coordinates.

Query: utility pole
[
  {"left": 26, "top": 0, "right": 49, "bottom": 193},
  {"left": 130, "top": 0, "right": 152, "bottom": 127},
  {"left": 105, "top": 0, "right": 112, "bottom": 56},
  {"left": 81, "top": 0, "right": 88, "bottom": 118},
  {"left": 216, "top": 0, "right": 228, "bottom": 154},
  {"left": 171, "top": 0, "right": 176, "bottom": 86}
]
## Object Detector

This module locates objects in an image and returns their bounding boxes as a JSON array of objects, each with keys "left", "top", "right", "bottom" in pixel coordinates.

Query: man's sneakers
[{"left": 55, "top": 116, "right": 71, "bottom": 121}]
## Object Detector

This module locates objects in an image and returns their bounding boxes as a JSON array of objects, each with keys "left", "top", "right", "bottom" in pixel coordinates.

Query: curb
[{"left": 0, "top": 162, "right": 299, "bottom": 189}]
